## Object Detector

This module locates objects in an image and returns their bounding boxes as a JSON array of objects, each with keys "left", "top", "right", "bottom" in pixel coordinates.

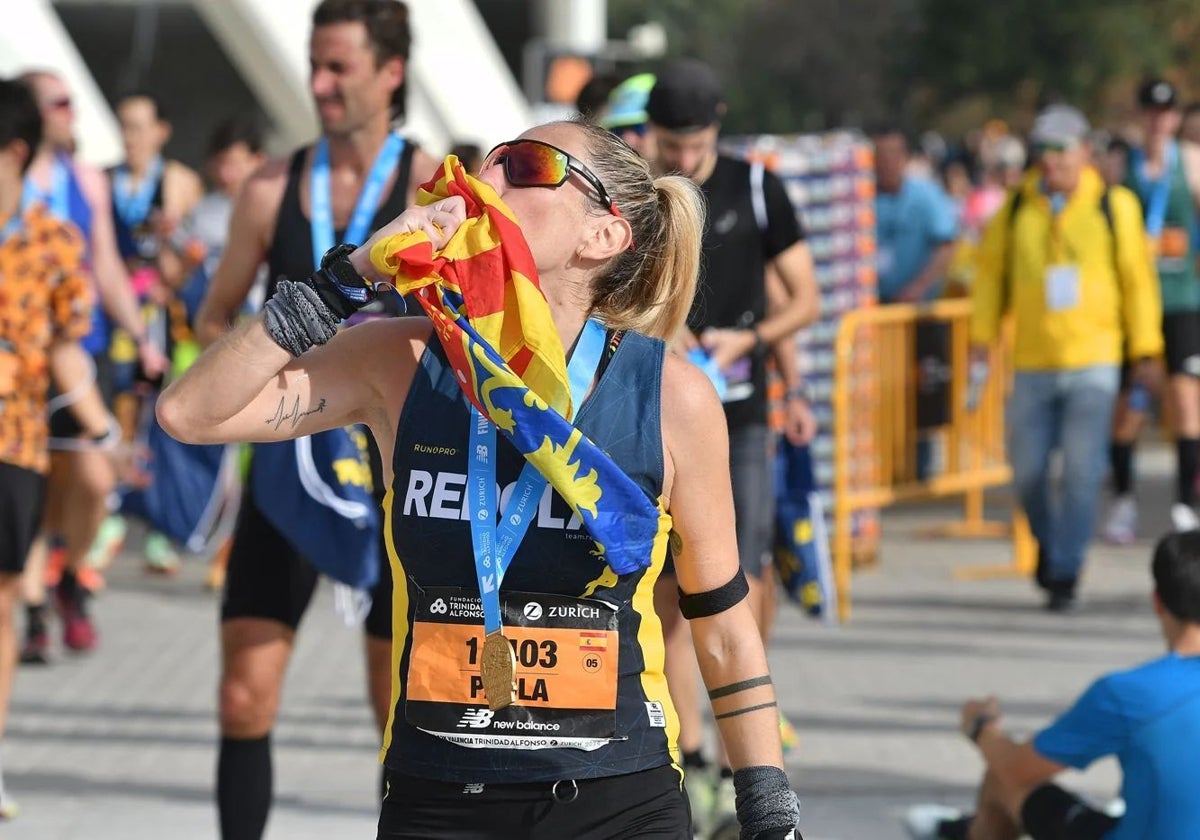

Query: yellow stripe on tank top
[
  {"left": 632, "top": 499, "right": 683, "bottom": 780},
  {"left": 379, "top": 486, "right": 411, "bottom": 762}
]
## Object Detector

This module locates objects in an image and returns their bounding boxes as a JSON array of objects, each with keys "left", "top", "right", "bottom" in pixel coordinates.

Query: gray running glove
[{"left": 733, "top": 766, "right": 802, "bottom": 840}]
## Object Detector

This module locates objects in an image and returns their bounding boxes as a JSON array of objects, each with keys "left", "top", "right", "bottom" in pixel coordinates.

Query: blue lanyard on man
[
  {"left": 113, "top": 156, "right": 163, "bottom": 228},
  {"left": 309, "top": 132, "right": 405, "bottom": 270},
  {"left": 1137, "top": 141, "right": 1176, "bottom": 238},
  {"left": 469, "top": 318, "right": 608, "bottom": 709},
  {"left": 22, "top": 155, "right": 69, "bottom": 219}
]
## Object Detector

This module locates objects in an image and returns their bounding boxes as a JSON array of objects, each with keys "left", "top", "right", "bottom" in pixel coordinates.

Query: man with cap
[
  {"left": 599, "top": 72, "right": 656, "bottom": 158},
  {"left": 970, "top": 103, "right": 1163, "bottom": 611},
  {"left": 1103, "top": 78, "right": 1200, "bottom": 544},
  {"left": 646, "top": 57, "right": 818, "bottom": 835}
]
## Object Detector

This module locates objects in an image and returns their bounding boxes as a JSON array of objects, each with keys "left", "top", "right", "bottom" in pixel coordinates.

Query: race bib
[
  {"left": 1158, "top": 226, "right": 1190, "bottom": 259},
  {"left": 406, "top": 587, "right": 620, "bottom": 751},
  {"left": 1044, "top": 264, "right": 1080, "bottom": 312}
]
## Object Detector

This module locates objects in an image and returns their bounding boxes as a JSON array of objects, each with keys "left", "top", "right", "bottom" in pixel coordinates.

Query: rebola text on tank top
[{"left": 402, "top": 469, "right": 592, "bottom": 533}]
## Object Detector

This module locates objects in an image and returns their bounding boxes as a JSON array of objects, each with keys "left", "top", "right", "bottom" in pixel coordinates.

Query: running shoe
[
  {"left": 86, "top": 514, "right": 126, "bottom": 571},
  {"left": 144, "top": 532, "right": 181, "bottom": 575},
  {"left": 779, "top": 711, "right": 799, "bottom": 754},
  {"left": 1101, "top": 495, "right": 1137, "bottom": 545},
  {"left": 902, "top": 804, "right": 969, "bottom": 840},
  {"left": 683, "top": 765, "right": 715, "bottom": 839},
  {"left": 56, "top": 584, "right": 97, "bottom": 653},
  {"left": 75, "top": 565, "right": 106, "bottom": 593},
  {"left": 1171, "top": 503, "right": 1200, "bottom": 533},
  {"left": 18, "top": 628, "right": 49, "bottom": 666}
]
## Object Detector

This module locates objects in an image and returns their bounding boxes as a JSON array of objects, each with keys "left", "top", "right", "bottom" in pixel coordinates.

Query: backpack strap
[{"left": 750, "top": 162, "right": 768, "bottom": 234}]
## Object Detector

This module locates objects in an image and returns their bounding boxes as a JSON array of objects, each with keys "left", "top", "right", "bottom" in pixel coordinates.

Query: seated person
[{"left": 906, "top": 530, "right": 1200, "bottom": 840}]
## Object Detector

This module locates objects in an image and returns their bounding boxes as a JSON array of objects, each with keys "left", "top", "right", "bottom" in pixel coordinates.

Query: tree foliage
[{"left": 606, "top": 0, "right": 1200, "bottom": 136}]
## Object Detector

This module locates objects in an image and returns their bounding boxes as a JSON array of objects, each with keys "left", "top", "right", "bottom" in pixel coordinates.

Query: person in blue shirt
[
  {"left": 873, "top": 128, "right": 959, "bottom": 303},
  {"left": 904, "top": 529, "right": 1200, "bottom": 840}
]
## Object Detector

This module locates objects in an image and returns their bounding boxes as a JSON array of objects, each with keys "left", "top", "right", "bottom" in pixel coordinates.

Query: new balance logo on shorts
[{"left": 457, "top": 708, "right": 495, "bottom": 728}]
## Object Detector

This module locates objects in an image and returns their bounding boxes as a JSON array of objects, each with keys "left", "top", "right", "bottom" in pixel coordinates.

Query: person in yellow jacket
[{"left": 970, "top": 104, "right": 1164, "bottom": 612}]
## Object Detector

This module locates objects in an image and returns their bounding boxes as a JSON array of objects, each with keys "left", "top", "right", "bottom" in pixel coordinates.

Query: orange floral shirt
[{"left": 0, "top": 204, "right": 92, "bottom": 473}]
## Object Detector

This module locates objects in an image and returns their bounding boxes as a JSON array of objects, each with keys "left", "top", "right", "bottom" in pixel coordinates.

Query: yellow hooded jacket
[{"left": 970, "top": 166, "right": 1163, "bottom": 370}]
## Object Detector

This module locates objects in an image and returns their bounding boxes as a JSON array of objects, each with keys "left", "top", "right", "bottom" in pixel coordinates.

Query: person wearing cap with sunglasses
[
  {"left": 159, "top": 115, "right": 803, "bottom": 840},
  {"left": 191, "top": 2, "right": 438, "bottom": 837},
  {"left": 643, "top": 57, "right": 817, "bottom": 835},
  {"left": 970, "top": 104, "right": 1163, "bottom": 612},
  {"left": 1103, "top": 78, "right": 1200, "bottom": 545}
]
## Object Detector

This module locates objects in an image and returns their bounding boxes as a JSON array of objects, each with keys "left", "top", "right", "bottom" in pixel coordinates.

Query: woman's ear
[{"left": 578, "top": 215, "right": 633, "bottom": 262}]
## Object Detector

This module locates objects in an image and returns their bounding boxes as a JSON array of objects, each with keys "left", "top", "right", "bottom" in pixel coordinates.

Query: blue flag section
[
  {"left": 773, "top": 438, "right": 837, "bottom": 621},
  {"left": 251, "top": 426, "right": 381, "bottom": 590}
]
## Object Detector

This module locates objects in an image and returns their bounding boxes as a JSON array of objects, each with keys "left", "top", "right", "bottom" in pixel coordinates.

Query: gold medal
[{"left": 479, "top": 630, "right": 516, "bottom": 711}]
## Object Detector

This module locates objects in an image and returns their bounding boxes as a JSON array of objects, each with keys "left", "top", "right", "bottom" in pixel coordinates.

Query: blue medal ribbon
[
  {"left": 469, "top": 319, "right": 608, "bottom": 635},
  {"left": 22, "top": 155, "right": 69, "bottom": 219},
  {"left": 1136, "top": 141, "right": 1176, "bottom": 238},
  {"left": 309, "top": 133, "right": 404, "bottom": 272},
  {"left": 113, "top": 156, "right": 163, "bottom": 228}
]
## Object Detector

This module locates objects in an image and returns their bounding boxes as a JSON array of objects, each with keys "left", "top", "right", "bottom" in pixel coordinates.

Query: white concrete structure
[
  {"left": 0, "top": 0, "right": 125, "bottom": 166},
  {"left": 1, "top": 0, "right": 530, "bottom": 168}
]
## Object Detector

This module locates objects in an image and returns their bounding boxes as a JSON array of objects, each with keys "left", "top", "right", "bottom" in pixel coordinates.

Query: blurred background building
[{"left": 0, "top": 0, "right": 665, "bottom": 168}]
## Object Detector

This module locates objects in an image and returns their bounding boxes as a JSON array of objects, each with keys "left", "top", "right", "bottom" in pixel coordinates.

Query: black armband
[{"left": 678, "top": 567, "right": 749, "bottom": 620}]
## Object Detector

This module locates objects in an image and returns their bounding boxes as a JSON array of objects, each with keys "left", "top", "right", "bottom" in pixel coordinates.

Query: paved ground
[{"left": 3, "top": 449, "right": 1176, "bottom": 840}]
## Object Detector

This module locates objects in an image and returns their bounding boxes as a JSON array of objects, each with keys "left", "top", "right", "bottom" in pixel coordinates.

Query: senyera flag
[{"left": 369, "top": 156, "right": 664, "bottom": 575}]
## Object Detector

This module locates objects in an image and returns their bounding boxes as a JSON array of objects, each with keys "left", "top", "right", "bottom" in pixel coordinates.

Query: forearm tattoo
[
  {"left": 708, "top": 675, "right": 773, "bottom": 701},
  {"left": 266, "top": 394, "right": 328, "bottom": 431},
  {"left": 714, "top": 701, "right": 779, "bottom": 721}
]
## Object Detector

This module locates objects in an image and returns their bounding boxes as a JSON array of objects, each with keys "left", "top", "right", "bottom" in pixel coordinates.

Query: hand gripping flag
[{"left": 370, "top": 156, "right": 665, "bottom": 575}]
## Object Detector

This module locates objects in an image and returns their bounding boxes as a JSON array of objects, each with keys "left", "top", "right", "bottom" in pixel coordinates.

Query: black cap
[
  {"left": 646, "top": 59, "right": 725, "bottom": 131},
  {"left": 1139, "top": 78, "right": 1178, "bottom": 110}
]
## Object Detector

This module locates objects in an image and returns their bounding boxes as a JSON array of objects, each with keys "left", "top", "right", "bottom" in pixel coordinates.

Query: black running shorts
[
  {"left": 1162, "top": 310, "right": 1200, "bottom": 377},
  {"left": 1021, "top": 784, "right": 1120, "bottom": 840},
  {"left": 377, "top": 764, "right": 690, "bottom": 839},
  {"left": 0, "top": 462, "right": 47, "bottom": 574}
]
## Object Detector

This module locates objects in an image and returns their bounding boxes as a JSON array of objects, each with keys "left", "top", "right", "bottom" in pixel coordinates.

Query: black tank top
[
  {"left": 266, "top": 139, "right": 416, "bottom": 293},
  {"left": 380, "top": 331, "right": 679, "bottom": 784}
]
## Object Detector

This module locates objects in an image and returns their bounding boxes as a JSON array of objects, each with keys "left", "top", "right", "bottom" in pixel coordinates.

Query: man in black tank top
[{"left": 194, "top": 3, "right": 436, "bottom": 838}]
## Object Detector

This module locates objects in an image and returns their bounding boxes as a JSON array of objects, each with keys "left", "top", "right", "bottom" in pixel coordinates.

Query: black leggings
[{"left": 377, "top": 765, "right": 691, "bottom": 840}]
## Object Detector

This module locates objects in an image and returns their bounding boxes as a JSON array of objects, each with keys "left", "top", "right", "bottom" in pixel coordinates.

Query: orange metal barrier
[{"left": 831, "top": 299, "right": 1035, "bottom": 621}]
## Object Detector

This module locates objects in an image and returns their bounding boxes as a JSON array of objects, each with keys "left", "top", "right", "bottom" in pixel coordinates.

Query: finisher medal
[{"left": 480, "top": 630, "right": 517, "bottom": 710}]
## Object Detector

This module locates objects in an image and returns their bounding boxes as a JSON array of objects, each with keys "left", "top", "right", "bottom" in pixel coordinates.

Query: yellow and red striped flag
[{"left": 369, "top": 156, "right": 668, "bottom": 576}]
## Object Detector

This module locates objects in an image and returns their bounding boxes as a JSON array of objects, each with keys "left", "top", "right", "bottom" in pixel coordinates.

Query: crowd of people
[{"left": 2, "top": 1, "right": 1200, "bottom": 839}]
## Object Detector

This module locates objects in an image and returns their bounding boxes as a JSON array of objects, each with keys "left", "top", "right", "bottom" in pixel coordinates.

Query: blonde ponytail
[{"left": 567, "top": 118, "right": 706, "bottom": 340}]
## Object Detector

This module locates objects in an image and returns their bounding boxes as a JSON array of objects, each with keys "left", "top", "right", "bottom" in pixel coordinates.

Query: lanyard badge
[{"left": 470, "top": 319, "right": 607, "bottom": 709}]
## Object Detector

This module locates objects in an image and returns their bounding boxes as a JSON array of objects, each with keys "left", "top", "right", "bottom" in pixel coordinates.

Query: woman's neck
[{"left": 541, "top": 271, "right": 591, "bottom": 355}]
